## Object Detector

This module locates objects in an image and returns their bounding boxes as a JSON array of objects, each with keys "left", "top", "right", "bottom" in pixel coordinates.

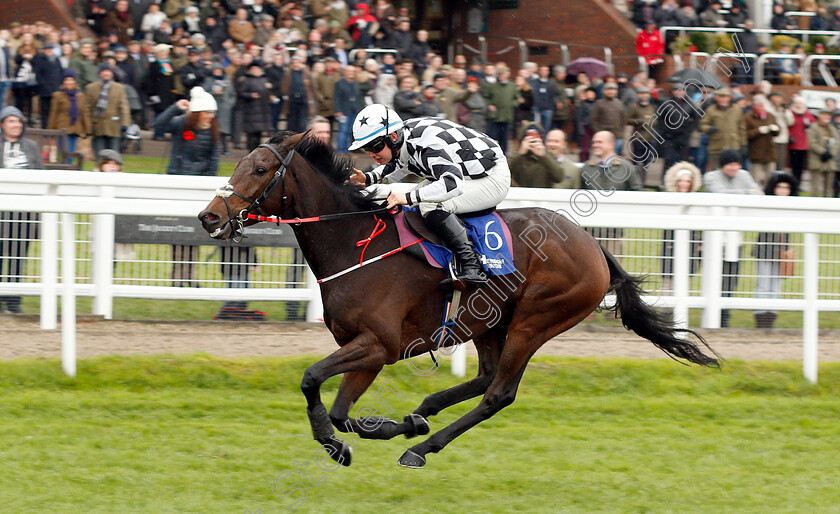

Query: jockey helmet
[{"left": 348, "top": 104, "right": 404, "bottom": 153}]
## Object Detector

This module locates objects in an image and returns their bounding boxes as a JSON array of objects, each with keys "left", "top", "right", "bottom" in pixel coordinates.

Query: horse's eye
[{"left": 255, "top": 167, "right": 268, "bottom": 175}]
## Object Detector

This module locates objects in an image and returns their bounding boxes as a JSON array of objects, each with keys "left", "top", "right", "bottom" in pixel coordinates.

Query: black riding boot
[{"left": 425, "top": 210, "right": 487, "bottom": 289}]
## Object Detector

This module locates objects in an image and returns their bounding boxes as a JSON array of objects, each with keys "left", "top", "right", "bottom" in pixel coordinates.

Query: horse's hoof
[
  {"left": 404, "top": 413, "right": 430, "bottom": 439},
  {"left": 398, "top": 449, "right": 426, "bottom": 469},
  {"left": 325, "top": 437, "right": 353, "bottom": 467},
  {"left": 359, "top": 415, "right": 399, "bottom": 429}
]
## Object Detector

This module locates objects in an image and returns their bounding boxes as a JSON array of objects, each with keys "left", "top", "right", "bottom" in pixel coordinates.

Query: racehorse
[{"left": 198, "top": 132, "right": 719, "bottom": 469}]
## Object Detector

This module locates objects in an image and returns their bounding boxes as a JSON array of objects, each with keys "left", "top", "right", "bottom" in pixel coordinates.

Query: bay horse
[{"left": 198, "top": 132, "right": 719, "bottom": 469}]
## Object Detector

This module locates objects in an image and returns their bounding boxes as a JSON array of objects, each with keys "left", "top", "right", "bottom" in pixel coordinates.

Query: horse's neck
[
  {"left": 285, "top": 180, "right": 388, "bottom": 280},
  {"left": 292, "top": 214, "right": 395, "bottom": 282}
]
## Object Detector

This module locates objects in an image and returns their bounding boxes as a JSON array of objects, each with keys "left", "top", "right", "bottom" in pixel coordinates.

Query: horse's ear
[{"left": 280, "top": 131, "right": 308, "bottom": 152}]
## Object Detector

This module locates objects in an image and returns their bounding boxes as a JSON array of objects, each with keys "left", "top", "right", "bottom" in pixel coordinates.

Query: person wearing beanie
[
  {"left": 704, "top": 148, "right": 762, "bottom": 193},
  {"left": 703, "top": 148, "right": 762, "bottom": 327},
  {"left": 85, "top": 62, "right": 130, "bottom": 157},
  {"left": 47, "top": 69, "right": 90, "bottom": 162},
  {"left": 95, "top": 148, "right": 123, "bottom": 171},
  {"left": 753, "top": 173, "right": 799, "bottom": 329},
  {"left": 154, "top": 86, "right": 219, "bottom": 176},
  {"left": 154, "top": 87, "right": 220, "bottom": 290},
  {"left": 0, "top": 106, "right": 43, "bottom": 314}
]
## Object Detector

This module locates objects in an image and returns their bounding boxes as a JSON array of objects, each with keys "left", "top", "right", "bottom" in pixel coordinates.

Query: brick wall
[
  {"left": 452, "top": 0, "right": 640, "bottom": 76},
  {"left": 2, "top": 0, "right": 80, "bottom": 31}
]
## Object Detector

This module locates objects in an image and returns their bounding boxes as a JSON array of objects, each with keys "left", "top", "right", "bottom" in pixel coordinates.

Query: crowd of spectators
[{"left": 632, "top": 1, "right": 840, "bottom": 86}]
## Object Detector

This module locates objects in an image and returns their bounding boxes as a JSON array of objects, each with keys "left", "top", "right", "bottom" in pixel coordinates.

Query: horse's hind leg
[
  {"left": 398, "top": 331, "right": 535, "bottom": 469},
  {"left": 412, "top": 327, "right": 504, "bottom": 419},
  {"left": 329, "top": 369, "right": 430, "bottom": 440}
]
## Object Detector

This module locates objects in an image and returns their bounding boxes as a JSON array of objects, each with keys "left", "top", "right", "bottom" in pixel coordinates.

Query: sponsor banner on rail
[{"left": 114, "top": 216, "right": 298, "bottom": 247}]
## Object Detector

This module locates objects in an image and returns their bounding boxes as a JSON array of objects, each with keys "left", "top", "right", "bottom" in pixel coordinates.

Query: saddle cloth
[{"left": 394, "top": 207, "right": 516, "bottom": 276}]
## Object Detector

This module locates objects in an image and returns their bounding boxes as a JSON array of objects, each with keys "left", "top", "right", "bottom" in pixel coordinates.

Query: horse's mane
[{"left": 267, "top": 132, "right": 380, "bottom": 211}]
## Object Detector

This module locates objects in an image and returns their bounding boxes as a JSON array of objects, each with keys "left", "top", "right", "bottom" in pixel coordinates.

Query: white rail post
[
  {"left": 305, "top": 264, "right": 323, "bottom": 323},
  {"left": 451, "top": 344, "right": 466, "bottom": 378},
  {"left": 673, "top": 229, "right": 690, "bottom": 330},
  {"left": 701, "top": 207, "right": 725, "bottom": 328},
  {"left": 92, "top": 186, "right": 115, "bottom": 319},
  {"left": 40, "top": 211, "right": 59, "bottom": 330},
  {"left": 61, "top": 213, "right": 77, "bottom": 377},
  {"left": 803, "top": 232, "right": 819, "bottom": 384}
]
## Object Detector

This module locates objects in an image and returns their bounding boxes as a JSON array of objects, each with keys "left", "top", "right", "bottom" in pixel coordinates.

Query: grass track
[{"left": 2, "top": 356, "right": 840, "bottom": 512}]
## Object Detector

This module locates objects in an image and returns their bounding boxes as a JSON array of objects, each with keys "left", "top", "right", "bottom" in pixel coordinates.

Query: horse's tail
[{"left": 601, "top": 246, "right": 721, "bottom": 368}]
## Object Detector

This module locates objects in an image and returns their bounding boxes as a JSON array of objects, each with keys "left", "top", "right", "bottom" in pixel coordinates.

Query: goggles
[{"left": 360, "top": 136, "right": 388, "bottom": 153}]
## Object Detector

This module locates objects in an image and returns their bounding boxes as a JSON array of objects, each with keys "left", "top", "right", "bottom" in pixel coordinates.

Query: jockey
[{"left": 348, "top": 104, "right": 511, "bottom": 288}]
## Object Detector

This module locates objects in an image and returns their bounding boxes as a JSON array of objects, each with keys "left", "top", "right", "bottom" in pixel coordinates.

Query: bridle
[{"left": 214, "top": 143, "right": 296, "bottom": 242}]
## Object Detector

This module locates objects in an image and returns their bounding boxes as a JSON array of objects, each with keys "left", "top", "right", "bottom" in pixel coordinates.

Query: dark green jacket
[
  {"left": 483, "top": 80, "right": 518, "bottom": 124},
  {"left": 580, "top": 156, "right": 642, "bottom": 192},
  {"left": 510, "top": 151, "right": 568, "bottom": 188}
]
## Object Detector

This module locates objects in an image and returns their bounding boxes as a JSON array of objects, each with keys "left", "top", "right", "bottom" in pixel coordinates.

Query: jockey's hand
[
  {"left": 347, "top": 168, "right": 366, "bottom": 186},
  {"left": 386, "top": 192, "right": 407, "bottom": 209}
]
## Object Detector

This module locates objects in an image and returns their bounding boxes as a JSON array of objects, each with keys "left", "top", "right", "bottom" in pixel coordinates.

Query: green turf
[
  {"left": 2, "top": 356, "right": 840, "bottom": 512},
  {"left": 82, "top": 155, "right": 237, "bottom": 176}
]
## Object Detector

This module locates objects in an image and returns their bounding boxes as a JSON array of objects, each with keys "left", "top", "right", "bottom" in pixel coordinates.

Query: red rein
[
  {"left": 244, "top": 212, "right": 390, "bottom": 266},
  {"left": 356, "top": 216, "right": 387, "bottom": 265}
]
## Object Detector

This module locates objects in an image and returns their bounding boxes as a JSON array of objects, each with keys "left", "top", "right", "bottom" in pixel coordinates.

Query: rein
[
  {"left": 214, "top": 142, "right": 423, "bottom": 281},
  {"left": 244, "top": 205, "right": 393, "bottom": 225}
]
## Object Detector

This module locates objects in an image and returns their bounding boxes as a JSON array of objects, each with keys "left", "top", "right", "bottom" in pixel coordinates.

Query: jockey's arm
[
  {"left": 402, "top": 147, "right": 465, "bottom": 206},
  {"left": 363, "top": 162, "right": 411, "bottom": 186}
]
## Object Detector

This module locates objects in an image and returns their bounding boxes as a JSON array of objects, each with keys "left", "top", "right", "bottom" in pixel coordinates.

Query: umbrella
[
  {"left": 666, "top": 68, "right": 723, "bottom": 89},
  {"left": 566, "top": 57, "right": 609, "bottom": 79}
]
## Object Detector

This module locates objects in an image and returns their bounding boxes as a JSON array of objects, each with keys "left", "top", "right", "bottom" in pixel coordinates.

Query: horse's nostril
[
  {"left": 200, "top": 211, "right": 219, "bottom": 222},
  {"left": 199, "top": 211, "right": 221, "bottom": 231}
]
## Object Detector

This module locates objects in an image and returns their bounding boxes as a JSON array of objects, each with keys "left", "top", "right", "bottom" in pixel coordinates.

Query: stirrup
[{"left": 439, "top": 262, "right": 486, "bottom": 291}]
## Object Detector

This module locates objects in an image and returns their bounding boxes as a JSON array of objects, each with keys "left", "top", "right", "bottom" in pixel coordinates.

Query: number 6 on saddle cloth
[{"left": 395, "top": 206, "right": 517, "bottom": 277}]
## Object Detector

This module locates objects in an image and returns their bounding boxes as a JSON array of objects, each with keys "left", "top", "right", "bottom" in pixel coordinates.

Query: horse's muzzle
[{"left": 198, "top": 210, "right": 230, "bottom": 239}]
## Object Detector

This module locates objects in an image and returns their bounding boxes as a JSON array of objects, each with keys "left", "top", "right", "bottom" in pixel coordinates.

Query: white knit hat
[{"left": 189, "top": 87, "right": 217, "bottom": 112}]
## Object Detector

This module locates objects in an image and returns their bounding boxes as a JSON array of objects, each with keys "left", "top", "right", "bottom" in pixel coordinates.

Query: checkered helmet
[{"left": 348, "top": 104, "right": 404, "bottom": 152}]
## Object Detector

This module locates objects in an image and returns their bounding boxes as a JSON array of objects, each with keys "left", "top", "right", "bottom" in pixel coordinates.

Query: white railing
[
  {"left": 755, "top": 53, "right": 806, "bottom": 84},
  {"left": 659, "top": 25, "right": 840, "bottom": 46},
  {"left": 2, "top": 170, "right": 840, "bottom": 382},
  {"left": 801, "top": 54, "right": 840, "bottom": 86}
]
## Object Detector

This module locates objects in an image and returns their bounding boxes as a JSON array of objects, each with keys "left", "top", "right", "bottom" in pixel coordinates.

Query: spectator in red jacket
[
  {"left": 635, "top": 21, "right": 665, "bottom": 79},
  {"left": 786, "top": 97, "right": 816, "bottom": 184},
  {"left": 347, "top": 4, "right": 378, "bottom": 48}
]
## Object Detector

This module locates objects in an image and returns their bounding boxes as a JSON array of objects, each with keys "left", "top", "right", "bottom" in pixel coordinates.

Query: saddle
[
  {"left": 396, "top": 206, "right": 512, "bottom": 274},
  {"left": 401, "top": 207, "right": 497, "bottom": 248}
]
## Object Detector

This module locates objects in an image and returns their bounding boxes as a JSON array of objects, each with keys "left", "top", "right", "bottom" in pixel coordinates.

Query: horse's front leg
[
  {"left": 328, "top": 369, "right": 430, "bottom": 441},
  {"left": 300, "top": 330, "right": 390, "bottom": 466}
]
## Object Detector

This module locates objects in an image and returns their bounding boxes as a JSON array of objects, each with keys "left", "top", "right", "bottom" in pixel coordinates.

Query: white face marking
[{"left": 215, "top": 184, "right": 235, "bottom": 198}]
